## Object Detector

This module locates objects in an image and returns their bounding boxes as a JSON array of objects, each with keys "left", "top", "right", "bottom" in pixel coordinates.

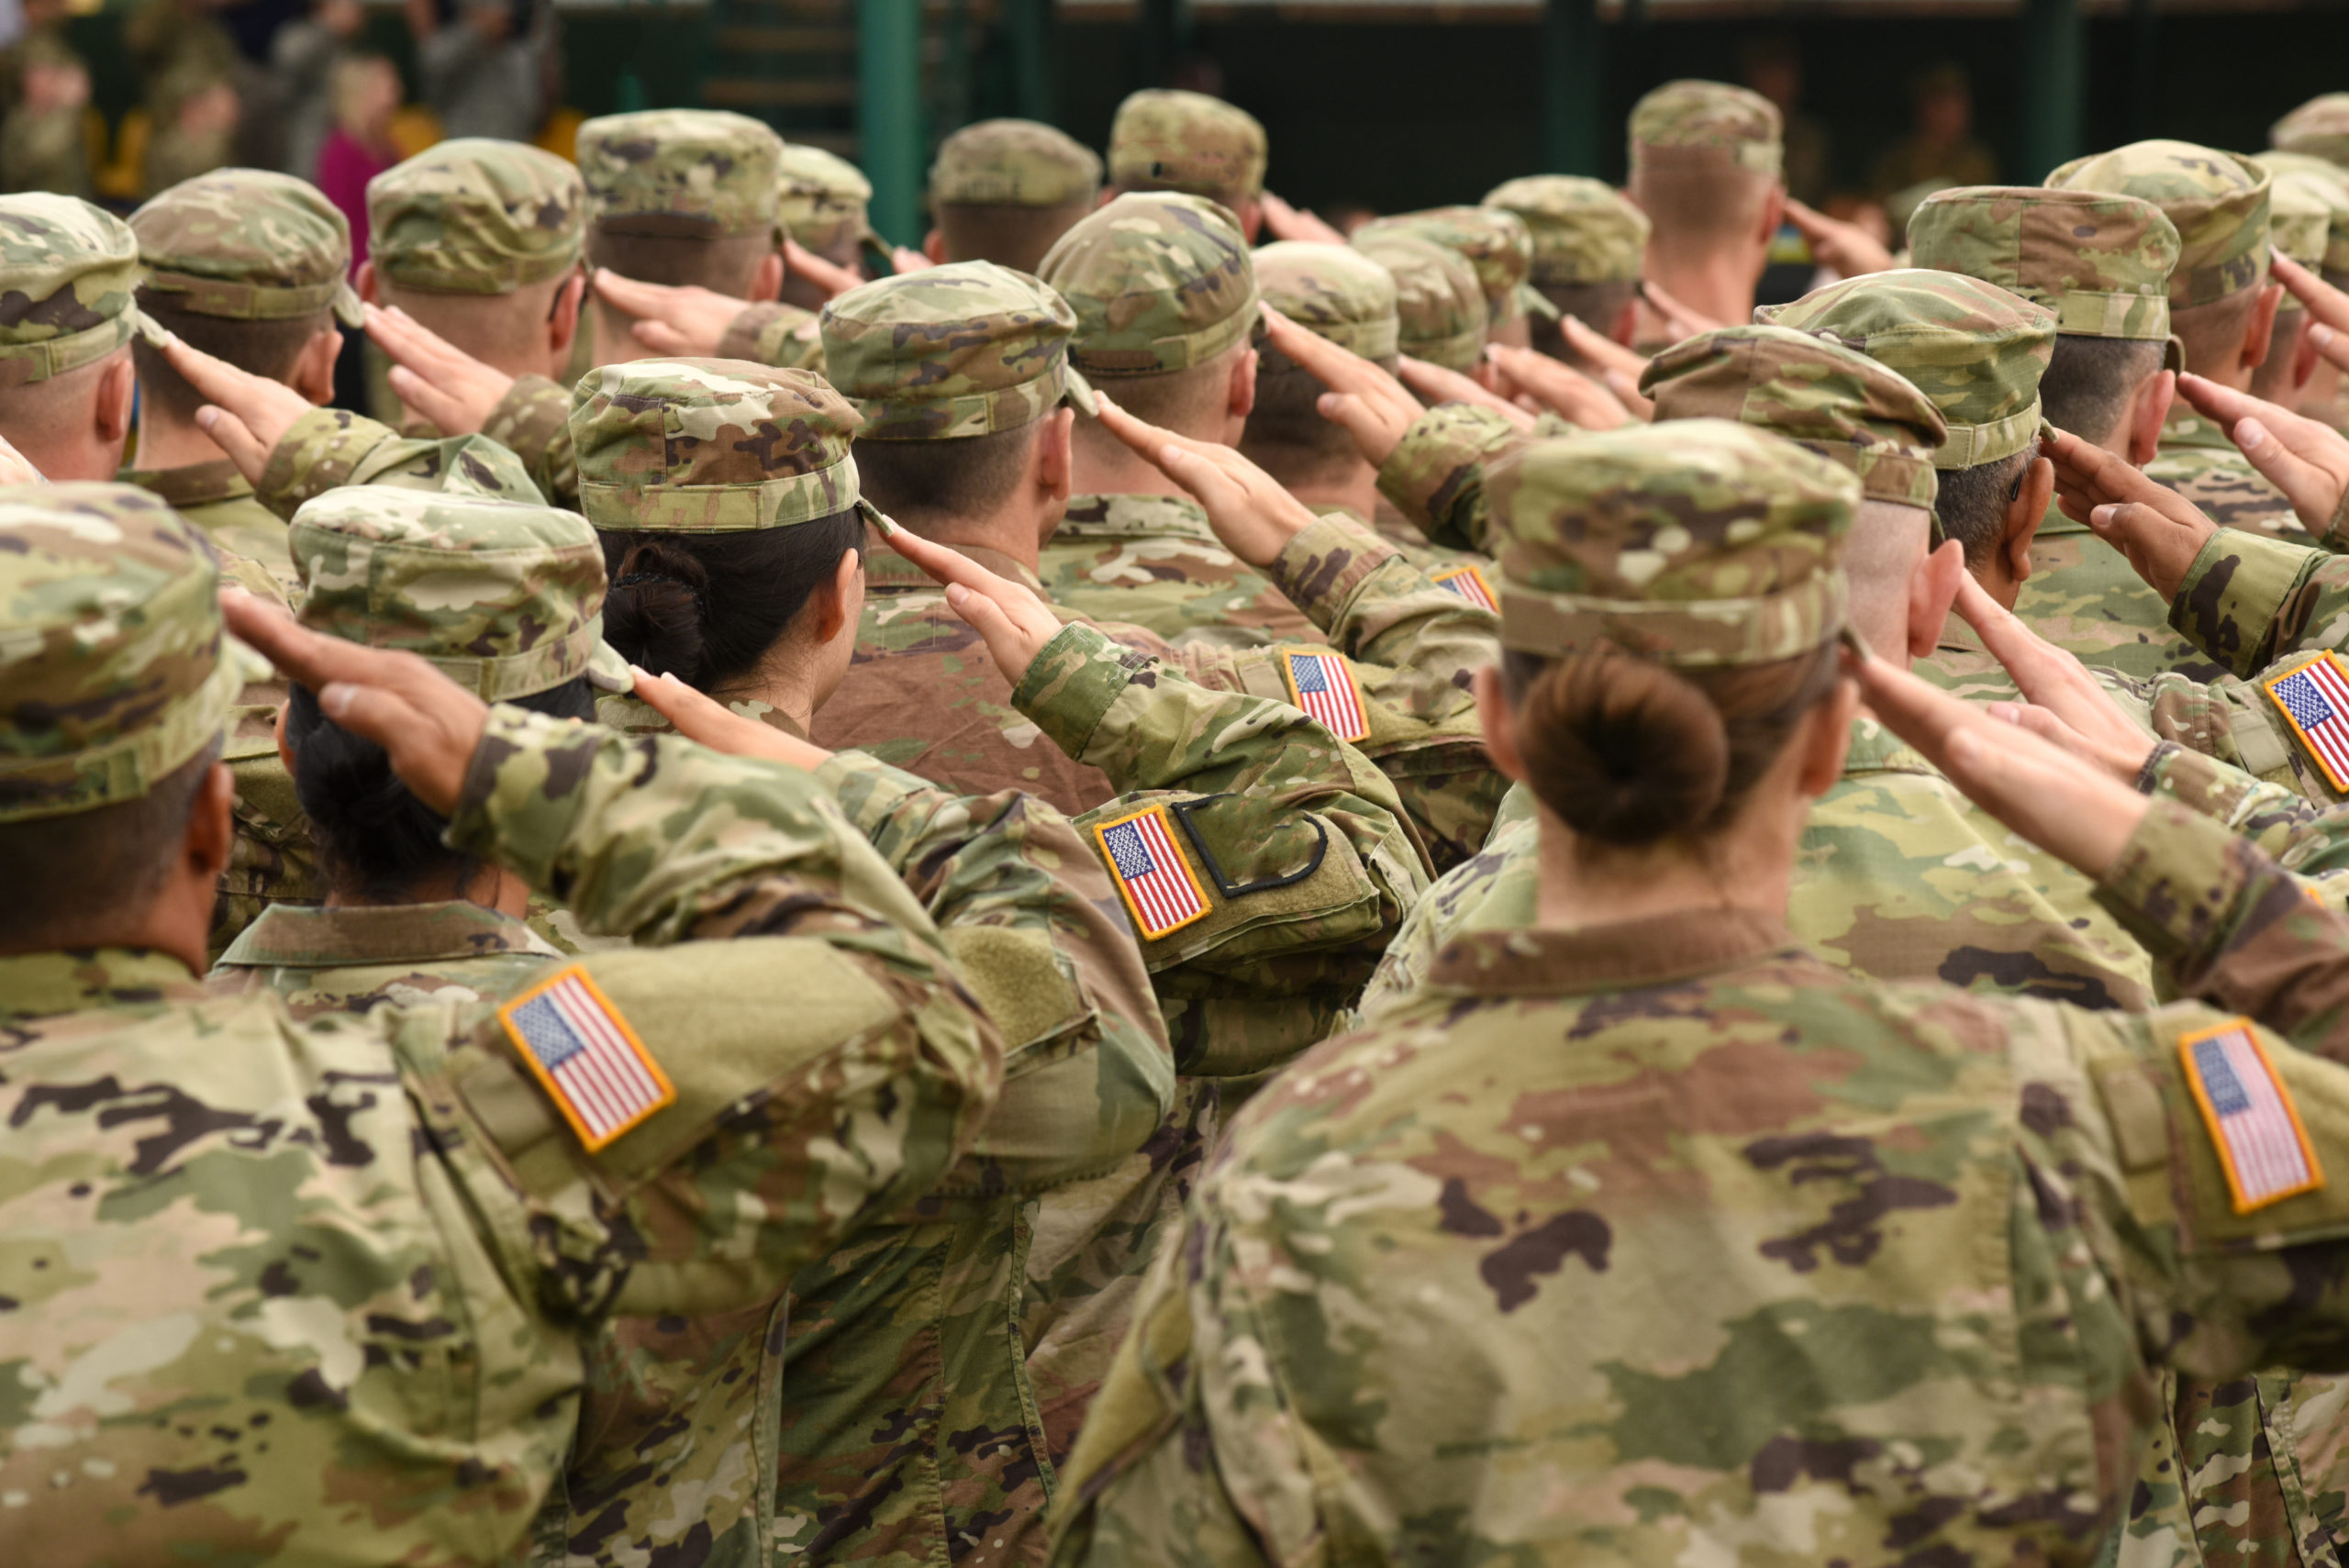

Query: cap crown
[
  {"left": 1254, "top": 241, "right": 1399, "bottom": 362},
  {"left": 1629, "top": 80, "right": 1783, "bottom": 177},
  {"left": 1354, "top": 206, "right": 1531, "bottom": 318},
  {"left": 1484, "top": 175, "right": 1651, "bottom": 285},
  {"left": 1352, "top": 230, "right": 1486, "bottom": 373},
  {"left": 1040, "top": 192, "right": 1257, "bottom": 377},
  {"left": 1907, "top": 185, "right": 2178, "bottom": 341},
  {"left": 777, "top": 145, "right": 874, "bottom": 255},
  {"left": 2045, "top": 139, "right": 2271, "bottom": 306},
  {"left": 1106, "top": 89, "right": 1267, "bottom": 200},
  {"left": 821, "top": 261, "right": 1092, "bottom": 438},
  {"left": 2274, "top": 93, "right": 2349, "bottom": 169},
  {"left": 930, "top": 119, "right": 1102, "bottom": 207},
  {"left": 578, "top": 109, "right": 784, "bottom": 237},
  {"left": 0, "top": 194, "right": 153, "bottom": 385},
  {"left": 367, "top": 139, "right": 586, "bottom": 295},
  {"left": 2256, "top": 156, "right": 2349, "bottom": 277},
  {"left": 133, "top": 167, "right": 362, "bottom": 325}
]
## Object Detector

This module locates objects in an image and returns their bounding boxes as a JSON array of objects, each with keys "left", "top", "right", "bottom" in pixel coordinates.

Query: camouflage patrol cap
[
  {"left": 2045, "top": 140, "right": 2271, "bottom": 307},
  {"left": 0, "top": 483, "right": 240, "bottom": 821},
  {"left": 2269, "top": 170, "right": 2337, "bottom": 278},
  {"left": 291, "top": 487, "right": 630, "bottom": 701},
  {"left": 776, "top": 144, "right": 876, "bottom": 258},
  {"left": 2273, "top": 94, "right": 2349, "bottom": 169},
  {"left": 1642, "top": 324, "right": 1946, "bottom": 511},
  {"left": 1106, "top": 89, "right": 1267, "bottom": 201},
  {"left": 1354, "top": 206, "right": 1542, "bottom": 325},
  {"left": 1253, "top": 241, "right": 1399, "bottom": 362},
  {"left": 1906, "top": 186, "right": 2179, "bottom": 346},
  {"left": 577, "top": 109, "right": 784, "bottom": 239},
  {"left": 0, "top": 195, "right": 161, "bottom": 386},
  {"left": 2256, "top": 154, "right": 2349, "bottom": 282},
  {"left": 1758, "top": 270, "right": 2055, "bottom": 470},
  {"left": 132, "top": 168, "right": 364, "bottom": 328},
  {"left": 930, "top": 118, "right": 1102, "bottom": 207},
  {"left": 367, "top": 139, "right": 586, "bottom": 295},
  {"left": 569, "top": 358, "right": 870, "bottom": 532},
  {"left": 1039, "top": 192, "right": 1258, "bottom": 377},
  {"left": 1352, "top": 230, "right": 1487, "bottom": 373},
  {"left": 1483, "top": 175, "right": 1650, "bottom": 286},
  {"left": 821, "top": 260, "right": 1097, "bottom": 439},
  {"left": 1487, "top": 418, "right": 1856, "bottom": 666},
  {"left": 1628, "top": 80, "right": 1783, "bottom": 179}
]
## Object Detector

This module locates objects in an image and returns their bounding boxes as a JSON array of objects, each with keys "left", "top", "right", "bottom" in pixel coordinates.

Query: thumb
[
  {"left": 384, "top": 364, "right": 468, "bottom": 433},
  {"left": 317, "top": 680, "right": 420, "bottom": 755},
  {"left": 631, "top": 318, "right": 696, "bottom": 355},
  {"left": 195, "top": 406, "right": 271, "bottom": 478}
]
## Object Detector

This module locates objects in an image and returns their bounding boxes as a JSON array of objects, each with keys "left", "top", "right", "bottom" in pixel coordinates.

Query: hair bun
[
  {"left": 604, "top": 539, "right": 715, "bottom": 684},
  {"left": 1517, "top": 654, "right": 1730, "bottom": 846}
]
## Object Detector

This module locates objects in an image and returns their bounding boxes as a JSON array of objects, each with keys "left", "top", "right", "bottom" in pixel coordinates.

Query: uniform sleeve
[
  {"left": 2139, "top": 662, "right": 2347, "bottom": 804},
  {"left": 1263, "top": 509, "right": 1500, "bottom": 708},
  {"left": 717, "top": 301, "right": 828, "bottom": 370},
  {"left": 254, "top": 406, "right": 549, "bottom": 519},
  {"left": 417, "top": 706, "right": 1005, "bottom": 1321},
  {"left": 479, "top": 373, "right": 578, "bottom": 508},
  {"left": 2171, "top": 528, "right": 2349, "bottom": 677},
  {"left": 816, "top": 748, "right": 1176, "bottom": 1193},
  {"left": 1372, "top": 404, "right": 1531, "bottom": 556}
]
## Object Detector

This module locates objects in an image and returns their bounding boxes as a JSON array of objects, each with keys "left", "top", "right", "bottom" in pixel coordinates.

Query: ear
[
  {"left": 750, "top": 250, "right": 785, "bottom": 305},
  {"left": 1906, "top": 537, "right": 1966, "bottom": 659},
  {"left": 95, "top": 352, "right": 135, "bottom": 446},
  {"left": 1791, "top": 677, "right": 1858, "bottom": 798},
  {"left": 1473, "top": 663, "right": 1528, "bottom": 783},
  {"left": 2243, "top": 283, "right": 2285, "bottom": 374},
  {"left": 813, "top": 543, "right": 861, "bottom": 643},
  {"left": 355, "top": 261, "right": 378, "bottom": 306},
  {"left": 292, "top": 326, "right": 342, "bottom": 406},
  {"left": 2127, "top": 367, "right": 2175, "bottom": 467},
  {"left": 546, "top": 270, "right": 586, "bottom": 366},
  {"left": 1034, "top": 405, "right": 1074, "bottom": 507},
  {"left": 1227, "top": 345, "right": 1257, "bottom": 427},
  {"left": 922, "top": 228, "right": 947, "bottom": 264},
  {"left": 1754, "top": 183, "right": 1787, "bottom": 254},
  {"left": 2002, "top": 456, "right": 2054, "bottom": 585},
  {"left": 185, "top": 759, "right": 237, "bottom": 885},
  {"left": 1609, "top": 295, "right": 1639, "bottom": 348}
]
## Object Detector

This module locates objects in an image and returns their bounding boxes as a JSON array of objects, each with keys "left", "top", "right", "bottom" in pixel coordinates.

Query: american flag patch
[
  {"left": 2264, "top": 652, "right": 2349, "bottom": 793},
  {"left": 1430, "top": 563, "right": 1497, "bottom": 611},
  {"left": 2178, "top": 1018, "right": 2324, "bottom": 1213},
  {"left": 1280, "top": 650, "right": 1370, "bottom": 743},
  {"left": 1094, "top": 806, "right": 1209, "bottom": 940},
  {"left": 500, "top": 967, "right": 675, "bottom": 1151}
]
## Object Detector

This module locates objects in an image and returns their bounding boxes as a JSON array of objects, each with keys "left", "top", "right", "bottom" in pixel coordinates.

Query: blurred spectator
[
  {"left": 408, "top": 0, "right": 550, "bottom": 145},
  {"left": 144, "top": 62, "right": 238, "bottom": 195},
  {"left": 1742, "top": 34, "right": 1831, "bottom": 207},
  {"left": 0, "top": 0, "right": 88, "bottom": 195},
  {"left": 317, "top": 51, "right": 397, "bottom": 270},
  {"left": 1868, "top": 62, "right": 1995, "bottom": 200},
  {"left": 273, "top": 0, "right": 366, "bottom": 183}
]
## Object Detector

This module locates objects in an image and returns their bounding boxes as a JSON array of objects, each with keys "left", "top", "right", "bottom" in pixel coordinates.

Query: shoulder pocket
[{"left": 2143, "top": 1016, "right": 2349, "bottom": 1251}]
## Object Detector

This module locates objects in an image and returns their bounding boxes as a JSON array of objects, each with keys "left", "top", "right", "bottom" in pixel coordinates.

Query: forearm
[
  {"left": 481, "top": 374, "right": 579, "bottom": 506},
  {"left": 1373, "top": 405, "right": 1529, "bottom": 555},
  {"left": 2171, "top": 528, "right": 2338, "bottom": 675},
  {"left": 1265, "top": 510, "right": 1500, "bottom": 696}
]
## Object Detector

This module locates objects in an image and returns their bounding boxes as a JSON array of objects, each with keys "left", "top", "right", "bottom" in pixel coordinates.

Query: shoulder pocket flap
[
  {"left": 1139, "top": 795, "right": 1382, "bottom": 969},
  {"left": 2157, "top": 1019, "right": 2349, "bottom": 1251}
]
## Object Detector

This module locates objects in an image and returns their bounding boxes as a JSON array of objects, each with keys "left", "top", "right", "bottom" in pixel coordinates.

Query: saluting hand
[
  {"left": 1393, "top": 354, "right": 1539, "bottom": 432},
  {"left": 629, "top": 667, "right": 834, "bottom": 771},
  {"left": 1555, "top": 317, "right": 1654, "bottom": 419},
  {"left": 878, "top": 521, "right": 1065, "bottom": 683},
  {"left": 2174, "top": 370, "right": 2349, "bottom": 535},
  {"left": 592, "top": 270, "right": 744, "bottom": 357},
  {"left": 364, "top": 303, "right": 516, "bottom": 436},
  {"left": 783, "top": 238, "right": 866, "bottom": 302},
  {"left": 1484, "top": 341, "right": 1633, "bottom": 429},
  {"left": 1947, "top": 573, "right": 2156, "bottom": 784},
  {"left": 1092, "top": 391, "right": 1322, "bottom": 566},
  {"left": 162, "top": 332, "right": 314, "bottom": 483},
  {"left": 2043, "top": 426, "right": 2217, "bottom": 600},
  {"left": 1263, "top": 306, "right": 1426, "bottom": 467}
]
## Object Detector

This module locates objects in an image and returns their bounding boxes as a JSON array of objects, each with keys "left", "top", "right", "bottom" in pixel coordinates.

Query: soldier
[
  {"left": 1104, "top": 87, "right": 1267, "bottom": 242},
  {"left": 2254, "top": 164, "right": 2349, "bottom": 417},
  {"left": 1350, "top": 227, "right": 1490, "bottom": 373},
  {"left": 123, "top": 168, "right": 362, "bottom": 592},
  {"left": 1240, "top": 241, "right": 1401, "bottom": 528},
  {"left": 2048, "top": 141, "right": 2299, "bottom": 539},
  {"left": 0, "top": 481, "right": 1002, "bottom": 1563},
  {"left": 1903, "top": 185, "right": 2197, "bottom": 681},
  {"left": 1037, "top": 192, "right": 1318, "bottom": 649},
  {"left": 1623, "top": 79, "right": 1786, "bottom": 348},
  {"left": 776, "top": 141, "right": 879, "bottom": 309},
  {"left": 0, "top": 0, "right": 91, "bottom": 199},
  {"left": 923, "top": 116, "right": 1103, "bottom": 272},
  {"left": 1484, "top": 173, "right": 1651, "bottom": 361},
  {"left": 1045, "top": 416, "right": 2349, "bottom": 1568},
  {"left": 2274, "top": 92, "right": 2349, "bottom": 170},
  {"left": 209, "top": 487, "right": 628, "bottom": 1015},
  {"left": 1354, "top": 205, "right": 1543, "bottom": 350},
  {"left": 0, "top": 194, "right": 149, "bottom": 482}
]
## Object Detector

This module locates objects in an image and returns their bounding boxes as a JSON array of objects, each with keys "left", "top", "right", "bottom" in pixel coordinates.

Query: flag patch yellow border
[
  {"left": 1092, "top": 804, "right": 1212, "bottom": 941},
  {"left": 2176, "top": 1018, "right": 2324, "bottom": 1215},
  {"left": 499, "top": 965, "right": 676, "bottom": 1152},
  {"left": 2261, "top": 651, "right": 2349, "bottom": 794}
]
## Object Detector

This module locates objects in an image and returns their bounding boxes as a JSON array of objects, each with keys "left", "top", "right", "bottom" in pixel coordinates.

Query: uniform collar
[
  {"left": 1840, "top": 714, "right": 1934, "bottom": 778},
  {"left": 120, "top": 459, "right": 258, "bottom": 509},
  {"left": 1058, "top": 492, "right": 1216, "bottom": 542},
  {"left": 863, "top": 537, "right": 1046, "bottom": 595},
  {"left": 1425, "top": 909, "right": 1798, "bottom": 997},
  {"left": 215, "top": 900, "right": 561, "bottom": 970},
  {"left": 2160, "top": 405, "right": 2235, "bottom": 452},
  {"left": 0, "top": 948, "right": 204, "bottom": 1022},
  {"left": 594, "top": 689, "right": 810, "bottom": 740}
]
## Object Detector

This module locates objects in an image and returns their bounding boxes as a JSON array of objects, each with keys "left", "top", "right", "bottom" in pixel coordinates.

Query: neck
[
  {"left": 1531, "top": 800, "right": 1796, "bottom": 933},
  {"left": 1851, "top": 603, "right": 1914, "bottom": 674},
  {"left": 1251, "top": 455, "right": 1376, "bottom": 519},
  {"left": 720, "top": 641, "right": 822, "bottom": 738},
  {"left": 325, "top": 863, "right": 531, "bottom": 917},
  {"left": 896, "top": 501, "right": 1052, "bottom": 573},
  {"left": 1642, "top": 250, "right": 1756, "bottom": 332},
  {"left": 1072, "top": 430, "right": 1198, "bottom": 499},
  {"left": 135, "top": 405, "right": 229, "bottom": 472}
]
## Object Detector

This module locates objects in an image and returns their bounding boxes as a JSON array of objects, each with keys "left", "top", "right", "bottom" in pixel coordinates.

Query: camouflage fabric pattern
[
  {"left": 2274, "top": 93, "right": 2349, "bottom": 170},
  {"left": 715, "top": 298, "right": 828, "bottom": 372},
  {"left": 1483, "top": 174, "right": 1651, "bottom": 286},
  {"left": 2046, "top": 140, "right": 2272, "bottom": 307},
  {"left": 289, "top": 485, "right": 631, "bottom": 700},
  {"left": 1641, "top": 323, "right": 1947, "bottom": 509},
  {"left": 0, "top": 483, "right": 239, "bottom": 821},
  {"left": 776, "top": 143, "right": 875, "bottom": 259},
  {"left": 1049, "top": 795, "right": 2349, "bottom": 1568},
  {"left": 367, "top": 138, "right": 587, "bottom": 295},
  {"left": 1908, "top": 184, "right": 2180, "bottom": 343},
  {"left": 2168, "top": 525, "right": 2349, "bottom": 680},
  {"left": 254, "top": 405, "right": 549, "bottom": 519},
  {"left": 931, "top": 117, "right": 1102, "bottom": 207},
  {"left": 120, "top": 460, "right": 299, "bottom": 594},
  {"left": 1040, "top": 193, "right": 1258, "bottom": 377},
  {"left": 210, "top": 899, "right": 564, "bottom": 1018},
  {"left": 0, "top": 193, "right": 157, "bottom": 384},
  {"left": 1761, "top": 268, "right": 2056, "bottom": 469},
  {"left": 1353, "top": 206, "right": 1533, "bottom": 325},
  {"left": 1252, "top": 240, "right": 1399, "bottom": 361},
  {"left": 821, "top": 260, "right": 1096, "bottom": 439},
  {"left": 2147, "top": 411, "right": 2303, "bottom": 542},
  {"left": 2255, "top": 153, "right": 2349, "bottom": 279},
  {"left": 1105, "top": 88, "right": 1266, "bottom": 201},
  {"left": 1041, "top": 492, "right": 1319, "bottom": 651},
  {"left": 569, "top": 358, "right": 865, "bottom": 531},
  {"left": 1351, "top": 230, "right": 1486, "bottom": 372},
  {"left": 1488, "top": 419, "right": 1858, "bottom": 665},
  {"left": 132, "top": 166, "right": 362, "bottom": 325},
  {"left": 2271, "top": 171, "right": 2349, "bottom": 301},
  {"left": 575, "top": 108, "right": 783, "bottom": 239},
  {"left": 1628, "top": 77, "right": 1783, "bottom": 176}
]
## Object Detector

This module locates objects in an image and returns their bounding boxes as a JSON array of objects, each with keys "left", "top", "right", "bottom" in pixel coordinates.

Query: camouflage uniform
[
  {"left": 1483, "top": 173, "right": 1651, "bottom": 295},
  {"left": 1104, "top": 89, "right": 1265, "bottom": 204},
  {"left": 1047, "top": 415, "right": 2349, "bottom": 1568},
  {"left": 778, "top": 142, "right": 877, "bottom": 261},
  {"left": 1349, "top": 228, "right": 1488, "bottom": 373},
  {"left": 926, "top": 118, "right": 1103, "bottom": 272},
  {"left": 1904, "top": 184, "right": 2208, "bottom": 681},
  {"left": 2048, "top": 142, "right": 2303, "bottom": 541},
  {"left": 1626, "top": 81, "right": 1782, "bottom": 350},
  {"left": 2274, "top": 94, "right": 2349, "bottom": 171},
  {"left": 122, "top": 168, "right": 367, "bottom": 593},
  {"left": 1353, "top": 205, "right": 1545, "bottom": 341},
  {"left": 0, "top": 193, "right": 159, "bottom": 384},
  {"left": 1037, "top": 193, "right": 1317, "bottom": 649},
  {"left": 0, "top": 482, "right": 1002, "bottom": 1565}
]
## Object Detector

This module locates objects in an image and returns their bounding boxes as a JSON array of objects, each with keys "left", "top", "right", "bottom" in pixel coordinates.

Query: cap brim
[
  {"left": 1063, "top": 364, "right": 1098, "bottom": 417},
  {"left": 126, "top": 303, "right": 167, "bottom": 350},
  {"left": 2163, "top": 333, "right": 2187, "bottom": 374},
  {"left": 586, "top": 639, "right": 632, "bottom": 694},
  {"left": 330, "top": 280, "right": 364, "bottom": 329},
  {"left": 1515, "top": 282, "right": 1560, "bottom": 322}
]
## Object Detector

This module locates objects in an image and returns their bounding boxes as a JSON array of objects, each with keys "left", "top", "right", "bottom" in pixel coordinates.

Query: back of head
[
  {"left": 929, "top": 118, "right": 1102, "bottom": 273},
  {"left": 1040, "top": 191, "right": 1258, "bottom": 433},
  {"left": 1351, "top": 230, "right": 1486, "bottom": 373},
  {"left": 569, "top": 358, "right": 870, "bottom": 690},
  {"left": 1626, "top": 80, "right": 1784, "bottom": 255},
  {"left": 1761, "top": 269, "right": 2054, "bottom": 564},
  {"left": 367, "top": 139, "right": 585, "bottom": 363},
  {"left": 1354, "top": 206, "right": 1535, "bottom": 337},
  {"left": 821, "top": 260, "right": 1095, "bottom": 529},
  {"left": 2273, "top": 93, "right": 2349, "bottom": 172},
  {"left": 1485, "top": 175, "right": 1649, "bottom": 348},
  {"left": 0, "top": 194, "right": 155, "bottom": 450},
  {"left": 1488, "top": 419, "right": 1856, "bottom": 847},
  {"left": 0, "top": 483, "right": 239, "bottom": 950},
  {"left": 1243, "top": 241, "right": 1397, "bottom": 481},
  {"left": 130, "top": 167, "right": 362, "bottom": 426},
  {"left": 777, "top": 144, "right": 875, "bottom": 266},
  {"left": 578, "top": 109, "right": 785, "bottom": 297},
  {"left": 1106, "top": 88, "right": 1267, "bottom": 215}
]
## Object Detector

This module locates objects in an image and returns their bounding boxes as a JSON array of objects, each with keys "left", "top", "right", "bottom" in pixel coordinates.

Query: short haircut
[
  {"left": 1531, "top": 280, "right": 1640, "bottom": 360},
  {"left": 934, "top": 200, "right": 1093, "bottom": 276},
  {"left": 1238, "top": 344, "right": 1383, "bottom": 486},
  {"left": 1077, "top": 339, "right": 1246, "bottom": 438},
  {"left": 1934, "top": 449, "right": 2032, "bottom": 568},
  {"left": 2172, "top": 289, "right": 2265, "bottom": 381},
  {"left": 2038, "top": 335, "right": 2167, "bottom": 448},
  {"left": 379, "top": 272, "right": 570, "bottom": 368},
  {"left": 1112, "top": 177, "right": 1247, "bottom": 217},
  {"left": 2254, "top": 309, "right": 2309, "bottom": 403},
  {"left": 584, "top": 228, "right": 775, "bottom": 295},
  {"left": 0, "top": 738, "right": 220, "bottom": 951},
  {"left": 1629, "top": 163, "right": 1776, "bottom": 258},
  {"left": 133, "top": 294, "right": 331, "bottom": 427},
  {"left": 0, "top": 350, "right": 121, "bottom": 451},
  {"left": 854, "top": 420, "right": 1041, "bottom": 537}
]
